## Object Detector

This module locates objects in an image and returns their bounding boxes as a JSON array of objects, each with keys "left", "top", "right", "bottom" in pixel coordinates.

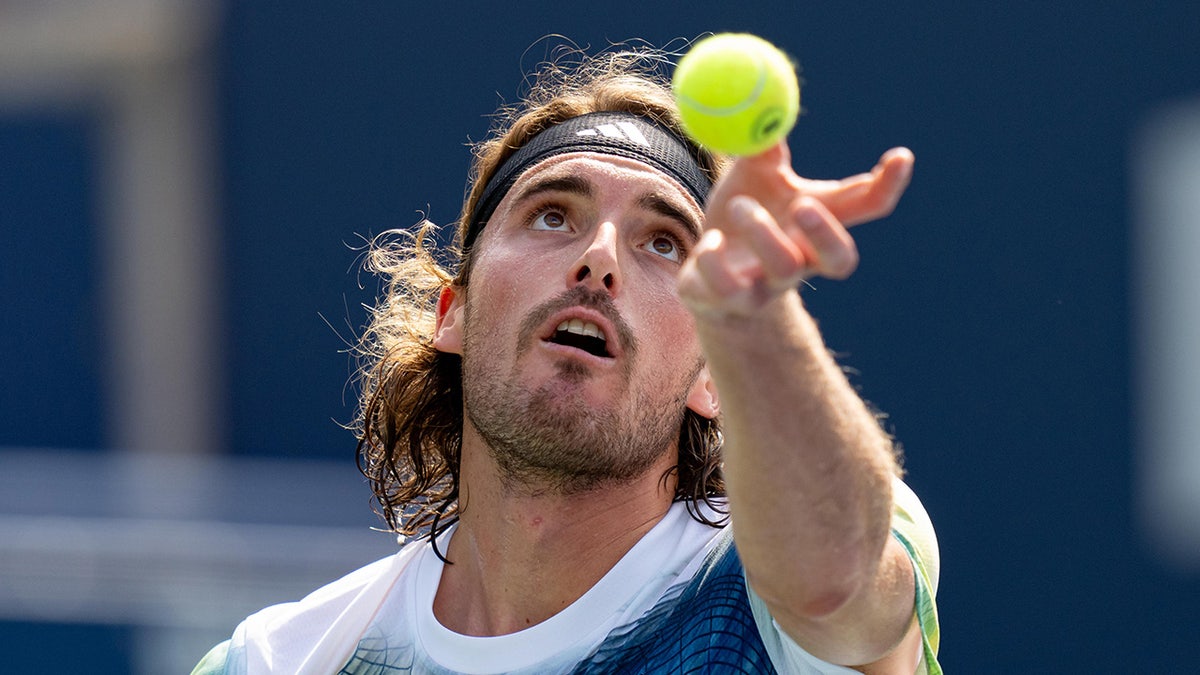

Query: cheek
[
  {"left": 638, "top": 287, "right": 704, "bottom": 367},
  {"left": 468, "top": 252, "right": 527, "bottom": 316},
  {"left": 463, "top": 282, "right": 516, "bottom": 351}
]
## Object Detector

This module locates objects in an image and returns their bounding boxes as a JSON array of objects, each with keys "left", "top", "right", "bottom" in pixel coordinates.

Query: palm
[{"left": 678, "top": 143, "right": 914, "bottom": 318}]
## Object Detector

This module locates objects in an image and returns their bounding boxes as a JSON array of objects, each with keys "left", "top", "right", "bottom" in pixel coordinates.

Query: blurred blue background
[{"left": 2, "top": 1, "right": 1198, "bottom": 672}]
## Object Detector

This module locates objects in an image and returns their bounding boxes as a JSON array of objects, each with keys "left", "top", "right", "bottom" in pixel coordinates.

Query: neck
[{"left": 432, "top": 432, "right": 677, "bottom": 636}]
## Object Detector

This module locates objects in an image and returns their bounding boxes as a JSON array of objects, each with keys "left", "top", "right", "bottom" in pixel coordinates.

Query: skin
[
  {"left": 431, "top": 142, "right": 922, "bottom": 671},
  {"left": 682, "top": 143, "right": 922, "bottom": 671}
]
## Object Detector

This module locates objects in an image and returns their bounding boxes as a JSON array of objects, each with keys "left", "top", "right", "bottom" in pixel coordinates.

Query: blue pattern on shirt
[{"left": 338, "top": 534, "right": 776, "bottom": 674}]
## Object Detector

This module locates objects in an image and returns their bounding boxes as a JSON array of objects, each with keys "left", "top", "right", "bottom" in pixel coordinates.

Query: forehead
[{"left": 500, "top": 152, "right": 705, "bottom": 216}]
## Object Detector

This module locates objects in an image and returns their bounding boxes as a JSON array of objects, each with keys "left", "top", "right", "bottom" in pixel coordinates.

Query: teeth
[{"left": 556, "top": 319, "right": 606, "bottom": 341}]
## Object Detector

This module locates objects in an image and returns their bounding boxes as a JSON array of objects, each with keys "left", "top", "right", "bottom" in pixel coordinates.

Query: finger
[
  {"left": 710, "top": 142, "right": 795, "bottom": 213},
  {"left": 789, "top": 196, "right": 859, "bottom": 280},
  {"left": 725, "top": 195, "right": 808, "bottom": 285},
  {"left": 746, "top": 140, "right": 790, "bottom": 168},
  {"left": 798, "top": 147, "right": 914, "bottom": 227},
  {"left": 688, "top": 229, "right": 751, "bottom": 300}
]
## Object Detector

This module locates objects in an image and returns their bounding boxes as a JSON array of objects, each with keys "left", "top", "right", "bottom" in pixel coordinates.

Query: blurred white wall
[
  {"left": 0, "top": 0, "right": 224, "bottom": 456},
  {"left": 1134, "top": 98, "right": 1200, "bottom": 572},
  {"left": 0, "top": 3, "right": 394, "bottom": 672}
]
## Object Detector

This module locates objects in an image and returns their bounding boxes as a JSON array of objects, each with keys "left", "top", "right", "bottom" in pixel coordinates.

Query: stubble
[{"left": 461, "top": 286, "right": 697, "bottom": 495}]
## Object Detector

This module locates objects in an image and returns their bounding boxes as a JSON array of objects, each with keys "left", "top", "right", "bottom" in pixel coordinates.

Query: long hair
[{"left": 354, "top": 43, "right": 731, "bottom": 544}]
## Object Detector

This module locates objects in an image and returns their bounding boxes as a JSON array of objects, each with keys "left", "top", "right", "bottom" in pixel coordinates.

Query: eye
[
  {"left": 643, "top": 234, "right": 684, "bottom": 262},
  {"left": 529, "top": 208, "right": 569, "bottom": 231}
]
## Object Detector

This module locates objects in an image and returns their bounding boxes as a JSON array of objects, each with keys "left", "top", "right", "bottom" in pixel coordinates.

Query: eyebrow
[
  {"left": 510, "top": 171, "right": 702, "bottom": 240},
  {"left": 510, "top": 174, "right": 594, "bottom": 208},
  {"left": 638, "top": 193, "right": 703, "bottom": 242}
]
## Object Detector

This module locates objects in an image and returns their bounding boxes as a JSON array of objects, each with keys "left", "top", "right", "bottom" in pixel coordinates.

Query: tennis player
[{"left": 194, "top": 46, "right": 940, "bottom": 675}]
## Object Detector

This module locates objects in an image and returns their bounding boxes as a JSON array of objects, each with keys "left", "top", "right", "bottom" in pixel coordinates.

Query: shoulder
[
  {"left": 213, "top": 542, "right": 424, "bottom": 674},
  {"left": 245, "top": 550, "right": 401, "bottom": 631}
]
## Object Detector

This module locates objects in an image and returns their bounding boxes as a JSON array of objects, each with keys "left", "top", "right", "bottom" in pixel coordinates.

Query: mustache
[{"left": 516, "top": 286, "right": 636, "bottom": 358}]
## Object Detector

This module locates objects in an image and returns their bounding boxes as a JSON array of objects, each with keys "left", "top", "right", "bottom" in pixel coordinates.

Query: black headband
[{"left": 464, "top": 111, "right": 712, "bottom": 252}]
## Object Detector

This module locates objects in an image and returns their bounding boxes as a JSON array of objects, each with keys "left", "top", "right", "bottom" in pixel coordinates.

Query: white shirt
[{"left": 207, "top": 478, "right": 939, "bottom": 674}]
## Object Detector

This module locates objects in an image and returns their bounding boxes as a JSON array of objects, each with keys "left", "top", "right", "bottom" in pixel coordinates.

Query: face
[{"left": 436, "top": 152, "right": 717, "bottom": 493}]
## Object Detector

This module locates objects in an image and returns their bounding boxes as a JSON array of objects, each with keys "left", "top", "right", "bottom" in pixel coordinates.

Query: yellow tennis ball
[{"left": 672, "top": 33, "right": 800, "bottom": 156}]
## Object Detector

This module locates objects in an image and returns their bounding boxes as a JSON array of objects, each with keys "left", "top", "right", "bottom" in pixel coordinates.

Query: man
[{"left": 195, "top": 46, "right": 940, "bottom": 674}]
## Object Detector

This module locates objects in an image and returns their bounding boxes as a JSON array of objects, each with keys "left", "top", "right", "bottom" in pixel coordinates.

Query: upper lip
[{"left": 539, "top": 307, "right": 622, "bottom": 359}]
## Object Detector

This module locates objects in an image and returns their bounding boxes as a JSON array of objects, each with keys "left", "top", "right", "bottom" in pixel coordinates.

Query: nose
[{"left": 567, "top": 221, "right": 621, "bottom": 296}]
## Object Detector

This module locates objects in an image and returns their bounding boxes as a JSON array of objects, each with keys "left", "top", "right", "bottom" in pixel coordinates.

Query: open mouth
[{"left": 547, "top": 318, "right": 612, "bottom": 358}]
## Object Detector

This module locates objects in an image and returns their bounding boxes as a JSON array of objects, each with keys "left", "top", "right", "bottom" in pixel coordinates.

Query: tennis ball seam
[{"left": 674, "top": 63, "right": 768, "bottom": 116}]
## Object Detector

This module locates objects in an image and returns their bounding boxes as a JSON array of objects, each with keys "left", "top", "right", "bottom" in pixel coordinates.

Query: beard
[{"left": 461, "top": 286, "right": 700, "bottom": 495}]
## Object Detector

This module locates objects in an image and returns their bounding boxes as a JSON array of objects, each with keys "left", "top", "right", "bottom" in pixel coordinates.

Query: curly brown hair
[{"left": 353, "top": 43, "right": 731, "bottom": 545}]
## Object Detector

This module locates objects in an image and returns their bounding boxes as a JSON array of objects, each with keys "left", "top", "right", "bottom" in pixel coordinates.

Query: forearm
[
  {"left": 696, "top": 290, "right": 897, "bottom": 616},
  {"left": 677, "top": 142, "right": 921, "bottom": 665}
]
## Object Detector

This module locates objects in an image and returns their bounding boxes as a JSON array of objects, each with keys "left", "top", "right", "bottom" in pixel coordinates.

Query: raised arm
[{"left": 678, "top": 143, "right": 924, "bottom": 669}]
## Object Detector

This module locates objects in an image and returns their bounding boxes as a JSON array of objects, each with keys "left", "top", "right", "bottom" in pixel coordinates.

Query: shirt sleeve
[
  {"left": 747, "top": 475, "right": 942, "bottom": 675},
  {"left": 889, "top": 476, "right": 942, "bottom": 675}
]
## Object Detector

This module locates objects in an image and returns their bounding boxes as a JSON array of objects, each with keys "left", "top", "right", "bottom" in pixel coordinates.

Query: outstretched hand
[{"left": 678, "top": 143, "right": 914, "bottom": 319}]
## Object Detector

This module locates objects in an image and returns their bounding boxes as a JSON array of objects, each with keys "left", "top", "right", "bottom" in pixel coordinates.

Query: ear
[
  {"left": 432, "top": 286, "right": 464, "bottom": 355},
  {"left": 685, "top": 364, "right": 720, "bottom": 419}
]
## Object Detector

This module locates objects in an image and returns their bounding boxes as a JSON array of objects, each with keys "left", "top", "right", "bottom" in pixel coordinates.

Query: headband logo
[{"left": 574, "top": 122, "right": 650, "bottom": 147}]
